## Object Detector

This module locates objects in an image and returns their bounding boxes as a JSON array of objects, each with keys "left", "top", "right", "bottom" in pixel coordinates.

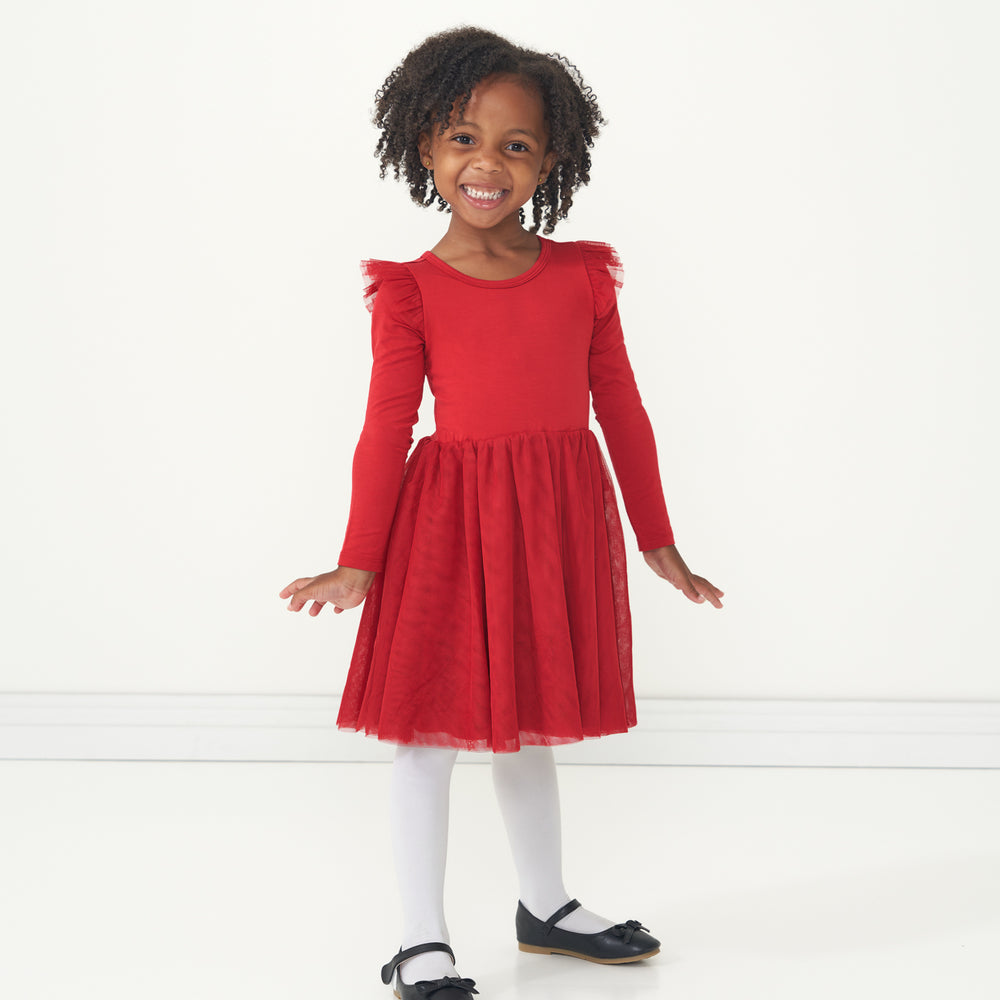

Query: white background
[{"left": 2, "top": 0, "right": 997, "bottom": 701}]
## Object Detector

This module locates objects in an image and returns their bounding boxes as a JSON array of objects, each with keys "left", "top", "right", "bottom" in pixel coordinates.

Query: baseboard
[{"left": 1, "top": 693, "right": 998, "bottom": 766}]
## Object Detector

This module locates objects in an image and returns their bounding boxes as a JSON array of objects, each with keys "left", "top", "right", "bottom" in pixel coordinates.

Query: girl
[{"left": 280, "top": 26, "right": 723, "bottom": 1000}]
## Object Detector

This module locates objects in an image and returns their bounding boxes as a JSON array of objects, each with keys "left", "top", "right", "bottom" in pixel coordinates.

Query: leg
[
  {"left": 490, "top": 745, "right": 613, "bottom": 933},
  {"left": 390, "top": 744, "right": 460, "bottom": 983}
]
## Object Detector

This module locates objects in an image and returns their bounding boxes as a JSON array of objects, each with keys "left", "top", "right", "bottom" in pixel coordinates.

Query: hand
[
  {"left": 643, "top": 545, "right": 724, "bottom": 608},
  {"left": 279, "top": 567, "right": 377, "bottom": 617}
]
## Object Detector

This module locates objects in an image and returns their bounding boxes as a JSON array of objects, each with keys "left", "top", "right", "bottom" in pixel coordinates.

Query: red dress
[{"left": 336, "top": 238, "right": 673, "bottom": 753}]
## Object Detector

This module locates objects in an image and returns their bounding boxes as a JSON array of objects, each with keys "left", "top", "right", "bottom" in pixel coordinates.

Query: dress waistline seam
[{"left": 429, "top": 426, "right": 591, "bottom": 444}]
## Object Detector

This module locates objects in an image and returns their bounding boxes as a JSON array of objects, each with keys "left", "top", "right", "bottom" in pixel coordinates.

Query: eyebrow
[{"left": 452, "top": 120, "right": 541, "bottom": 142}]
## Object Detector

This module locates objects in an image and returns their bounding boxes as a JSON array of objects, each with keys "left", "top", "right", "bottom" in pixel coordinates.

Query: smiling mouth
[{"left": 461, "top": 184, "right": 507, "bottom": 205}]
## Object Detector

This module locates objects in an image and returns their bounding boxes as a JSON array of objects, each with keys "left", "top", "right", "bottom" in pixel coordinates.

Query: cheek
[{"left": 433, "top": 146, "right": 463, "bottom": 172}]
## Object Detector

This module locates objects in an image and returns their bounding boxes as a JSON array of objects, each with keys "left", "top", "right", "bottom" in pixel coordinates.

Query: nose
[{"left": 471, "top": 146, "right": 503, "bottom": 172}]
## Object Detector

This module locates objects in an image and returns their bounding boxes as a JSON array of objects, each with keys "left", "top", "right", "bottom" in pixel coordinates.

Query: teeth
[{"left": 464, "top": 186, "right": 503, "bottom": 201}]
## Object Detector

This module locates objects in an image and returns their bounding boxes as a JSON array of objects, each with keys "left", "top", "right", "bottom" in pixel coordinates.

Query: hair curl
[{"left": 373, "top": 26, "right": 605, "bottom": 235}]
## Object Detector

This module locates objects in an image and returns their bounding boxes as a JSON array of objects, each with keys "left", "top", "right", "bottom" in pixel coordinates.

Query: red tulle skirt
[{"left": 336, "top": 427, "right": 635, "bottom": 753}]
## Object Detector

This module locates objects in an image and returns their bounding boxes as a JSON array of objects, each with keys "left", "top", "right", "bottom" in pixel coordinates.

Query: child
[{"left": 280, "top": 26, "right": 723, "bottom": 1000}]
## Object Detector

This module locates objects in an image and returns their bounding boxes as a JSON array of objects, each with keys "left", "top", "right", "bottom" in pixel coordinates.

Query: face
[{"left": 418, "top": 74, "right": 557, "bottom": 236}]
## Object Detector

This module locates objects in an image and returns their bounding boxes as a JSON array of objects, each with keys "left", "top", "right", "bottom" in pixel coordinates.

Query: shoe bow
[
  {"left": 414, "top": 976, "right": 479, "bottom": 996},
  {"left": 611, "top": 919, "right": 649, "bottom": 944}
]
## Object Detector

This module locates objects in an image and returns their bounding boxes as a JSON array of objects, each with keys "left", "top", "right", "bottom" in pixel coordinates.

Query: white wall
[{"left": 2, "top": 0, "right": 997, "bottom": 702}]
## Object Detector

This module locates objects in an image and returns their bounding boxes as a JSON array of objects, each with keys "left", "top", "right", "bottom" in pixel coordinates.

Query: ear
[
  {"left": 538, "top": 150, "right": 558, "bottom": 185},
  {"left": 417, "top": 133, "right": 432, "bottom": 168}
]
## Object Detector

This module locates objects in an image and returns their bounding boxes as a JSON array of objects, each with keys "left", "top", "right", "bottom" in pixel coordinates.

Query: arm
[
  {"left": 279, "top": 266, "right": 425, "bottom": 617},
  {"left": 588, "top": 289, "right": 674, "bottom": 551},
  {"left": 336, "top": 269, "right": 426, "bottom": 573},
  {"left": 585, "top": 246, "right": 723, "bottom": 608}
]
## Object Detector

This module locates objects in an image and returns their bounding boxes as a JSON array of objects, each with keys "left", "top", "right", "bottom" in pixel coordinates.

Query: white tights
[{"left": 390, "top": 744, "right": 613, "bottom": 984}]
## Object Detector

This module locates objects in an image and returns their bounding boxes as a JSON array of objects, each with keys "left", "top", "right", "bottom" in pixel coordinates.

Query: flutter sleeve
[
  {"left": 337, "top": 261, "right": 426, "bottom": 572},
  {"left": 581, "top": 241, "right": 675, "bottom": 551}
]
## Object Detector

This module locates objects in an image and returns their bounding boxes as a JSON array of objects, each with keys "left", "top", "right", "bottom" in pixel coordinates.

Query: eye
[
  {"left": 507, "top": 141, "right": 530, "bottom": 153},
  {"left": 450, "top": 134, "right": 474, "bottom": 145}
]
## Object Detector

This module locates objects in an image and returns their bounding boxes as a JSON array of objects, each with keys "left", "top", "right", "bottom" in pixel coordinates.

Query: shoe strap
[
  {"left": 543, "top": 898, "right": 582, "bottom": 934},
  {"left": 380, "top": 942, "right": 456, "bottom": 985}
]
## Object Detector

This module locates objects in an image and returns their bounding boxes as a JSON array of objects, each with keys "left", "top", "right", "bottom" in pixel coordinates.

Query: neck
[{"left": 433, "top": 217, "right": 539, "bottom": 260}]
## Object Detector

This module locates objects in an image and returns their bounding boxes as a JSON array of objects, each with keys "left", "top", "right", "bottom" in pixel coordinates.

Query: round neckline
[{"left": 420, "top": 236, "right": 552, "bottom": 288}]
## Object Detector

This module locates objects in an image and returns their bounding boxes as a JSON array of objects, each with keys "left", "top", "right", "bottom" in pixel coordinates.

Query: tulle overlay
[{"left": 336, "top": 427, "right": 635, "bottom": 753}]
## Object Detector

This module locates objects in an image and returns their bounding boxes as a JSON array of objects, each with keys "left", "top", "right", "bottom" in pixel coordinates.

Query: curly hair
[{"left": 373, "top": 26, "right": 605, "bottom": 235}]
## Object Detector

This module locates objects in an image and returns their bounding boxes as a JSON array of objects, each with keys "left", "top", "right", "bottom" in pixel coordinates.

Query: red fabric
[{"left": 336, "top": 238, "right": 673, "bottom": 752}]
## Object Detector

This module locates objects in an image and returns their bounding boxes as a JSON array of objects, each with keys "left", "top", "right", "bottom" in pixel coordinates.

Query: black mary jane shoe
[
  {"left": 380, "top": 942, "right": 479, "bottom": 999},
  {"left": 516, "top": 898, "right": 661, "bottom": 964}
]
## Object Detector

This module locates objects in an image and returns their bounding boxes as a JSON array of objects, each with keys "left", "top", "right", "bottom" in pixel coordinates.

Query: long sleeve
[
  {"left": 337, "top": 262, "right": 426, "bottom": 572},
  {"left": 582, "top": 243, "right": 675, "bottom": 551}
]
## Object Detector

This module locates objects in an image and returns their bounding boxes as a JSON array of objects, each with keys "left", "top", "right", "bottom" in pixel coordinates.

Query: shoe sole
[{"left": 518, "top": 942, "right": 660, "bottom": 964}]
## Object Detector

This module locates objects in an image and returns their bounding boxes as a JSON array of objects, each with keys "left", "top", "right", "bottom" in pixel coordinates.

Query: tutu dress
[{"left": 335, "top": 238, "right": 673, "bottom": 753}]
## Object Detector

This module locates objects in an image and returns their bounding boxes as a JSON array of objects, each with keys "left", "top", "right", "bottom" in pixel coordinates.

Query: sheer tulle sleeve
[
  {"left": 580, "top": 242, "right": 675, "bottom": 550},
  {"left": 337, "top": 261, "right": 426, "bottom": 572}
]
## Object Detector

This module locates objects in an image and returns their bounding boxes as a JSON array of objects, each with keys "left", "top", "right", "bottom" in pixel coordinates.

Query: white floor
[{"left": 1, "top": 761, "right": 998, "bottom": 1000}]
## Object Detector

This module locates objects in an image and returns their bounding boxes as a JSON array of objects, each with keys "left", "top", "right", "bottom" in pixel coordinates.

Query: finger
[
  {"left": 703, "top": 589, "right": 724, "bottom": 609},
  {"left": 286, "top": 587, "right": 315, "bottom": 612},
  {"left": 694, "top": 577, "right": 725, "bottom": 609},
  {"left": 677, "top": 577, "right": 705, "bottom": 603},
  {"left": 333, "top": 605, "right": 344, "bottom": 614},
  {"left": 279, "top": 577, "right": 315, "bottom": 599},
  {"left": 308, "top": 600, "right": 326, "bottom": 617}
]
